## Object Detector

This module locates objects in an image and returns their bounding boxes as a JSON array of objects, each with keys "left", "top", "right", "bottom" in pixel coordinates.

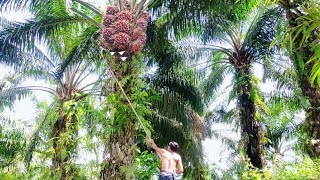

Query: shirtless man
[{"left": 148, "top": 138, "right": 183, "bottom": 180}]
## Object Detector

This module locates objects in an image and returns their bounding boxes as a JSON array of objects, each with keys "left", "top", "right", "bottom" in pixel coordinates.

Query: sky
[{"left": 0, "top": 0, "right": 302, "bottom": 175}]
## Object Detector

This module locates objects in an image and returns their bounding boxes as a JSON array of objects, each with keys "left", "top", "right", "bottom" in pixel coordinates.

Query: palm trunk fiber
[
  {"left": 237, "top": 66, "right": 265, "bottom": 168},
  {"left": 52, "top": 103, "right": 77, "bottom": 179}
]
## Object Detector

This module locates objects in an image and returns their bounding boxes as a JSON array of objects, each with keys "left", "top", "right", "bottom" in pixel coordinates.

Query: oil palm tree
[
  {"left": 275, "top": 0, "right": 320, "bottom": 158},
  {"left": 0, "top": 12, "right": 104, "bottom": 178},
  {"left": 145, "top": 24, "right": 210, "bottom": 178},
  {"left": 183, "top": 7, "right": 283, "bottom": 168}
]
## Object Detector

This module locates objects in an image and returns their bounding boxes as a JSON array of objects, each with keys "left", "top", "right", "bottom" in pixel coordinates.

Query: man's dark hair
[{"left": 168, "top": 142, "right": 179, "bottom": 152}]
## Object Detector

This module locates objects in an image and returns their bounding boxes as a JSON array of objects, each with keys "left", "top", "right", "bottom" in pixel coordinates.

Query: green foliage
[
  {"left": 184, "top": 163, "right": 213, "bottom": 180},
  {"left": 280, "top": 1, "right": 320, "bottom": 85},
  {"left": 241, "top": 157, "right": 320, "bottom": 180},
  {"left": 0, "top": 128, "right": 26, "bottom": 168},
  {"left": 0, "top": 171, "right": 24, "bottom": 180},
  {"left": 152, "top": 0, "right": 260, "bottom": 40},
  {"left": 274, "top": 158, "right": 320, "bottom": 180},
  {"left": 105, "top": 54, "right": 153, "bottom": 137},
  {"left": 241, "top": 164, "right": 272, "bottom": 180},
  {"left": 135, "top": 149, "right": 160, "bottom": 179}
]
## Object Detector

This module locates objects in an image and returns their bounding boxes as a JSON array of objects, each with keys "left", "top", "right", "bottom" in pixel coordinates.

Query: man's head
[{"left": 167, "top": 141, "right": 179, "bottom": 152}]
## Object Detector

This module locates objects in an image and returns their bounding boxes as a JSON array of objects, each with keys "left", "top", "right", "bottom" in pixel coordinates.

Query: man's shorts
[{"left": 158, "top": 171, "right": 177, "bottom": 180}]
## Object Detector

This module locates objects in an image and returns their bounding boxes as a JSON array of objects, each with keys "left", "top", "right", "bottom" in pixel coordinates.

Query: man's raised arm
[{"left": 148, "top": 138, "right": 165, "bottom": 155}]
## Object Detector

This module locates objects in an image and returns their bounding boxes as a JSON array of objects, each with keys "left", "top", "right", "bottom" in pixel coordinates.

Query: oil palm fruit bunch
[{"left": 101, "top": 0, "right": 151, "bottom": 60}]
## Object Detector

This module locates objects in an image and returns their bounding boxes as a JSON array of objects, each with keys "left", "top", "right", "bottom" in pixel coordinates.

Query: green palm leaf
[
  {"left": 0, "top": 16, "right": 88, "bottom": 66},
  {"left": 152, "top": 73, "right": 204, "bottom": 115}
]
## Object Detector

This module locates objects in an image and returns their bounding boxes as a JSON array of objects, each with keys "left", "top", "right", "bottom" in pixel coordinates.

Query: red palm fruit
[
  {"left": 130, "top": 36, "right": 147, "bottom": 54},
  {"left": 116, "top": 10, "right": 134, "bottom": 22},
  {"left": 102, "top": 28, "right": 115, "bottom": 40},
  {"left": 136, "top": 18, "right": 148, "bottom": 30},
  {"left": 106, "top": 6, "right": 119, "bottom": 15},
  {"left": 129, "top": 41, "right": 144, "bottom": 54},
  {"left": 101, "top": 4, "right": 150, "bottom": 54},
  {"left": 112, "top": 20, "right": 131, "bottom": 34},
  {"left": 112, "top": 33, "right": 131, "bottom": 50},
  {"left": 131, "top": 28, "right": 144, "bottom": 41},
  {"left": 103, "top": 14, "right": 117, "bottom": 26},
  {"left": 137, "top": 35, "right": 147, "bottom": 45}
]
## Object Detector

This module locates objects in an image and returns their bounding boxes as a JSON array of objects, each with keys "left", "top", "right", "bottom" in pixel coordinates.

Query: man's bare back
[
  {"left": 159, "top": 149, "right": 181, "bottom": 173},
  {"left": 148, "top": 138, "right": 183, "bottom": 180}
]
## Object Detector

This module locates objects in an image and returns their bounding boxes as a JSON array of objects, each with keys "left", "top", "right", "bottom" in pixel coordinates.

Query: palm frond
[
  {"left": 0, "top": 0, "right": 42, "bottom": 11},
  {"left": 73, "top": 0, "right": 104, "bottom": 17},
  {"left": 0, "top": 0, "right": 69, "bottom": 19},
  {"left": 242, "top": 7, "right": 283, "bottom": 60},
  {"left": 55, "top": 25, "right": 100, "bottom": 79},
  {"left": 0, "top": 16, "right": 88, "bottom": 71},
  {"left": 201, "top": 52, "right": 230, "bottom": 104},
  {"left": 0, "top": 43, "right": 56, "bottom": 73},
  {"left": 0, "top": 77, "right": 32, "bottom": 110},
  {"left": 24, "top": 101, "right": 57, "bottom": 167},
  {"left": 152, "top": 73, "right": 204, "bottom": 115},
  {"left": 145, "top": 21, "right": 184, "bottom": 70},
  {"left": 0, "top": 86, "right": 56, "bottom": 111},
  {"left": 152, "top": 0, "right": 260, "bottom": 40},
  {"left": 201, "top": 16, "right": 237, "bottom": 43},
  {"left": 70, "top": 7, "right": 102, "bottom": 28}
]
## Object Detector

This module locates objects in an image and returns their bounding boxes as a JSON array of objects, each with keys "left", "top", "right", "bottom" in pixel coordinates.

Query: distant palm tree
[
  {"left": 0, "top": 12, "right": 103, "bottom": 178},
  {"left": 186, "top": 7, "right": 283, "bottom": 168}
]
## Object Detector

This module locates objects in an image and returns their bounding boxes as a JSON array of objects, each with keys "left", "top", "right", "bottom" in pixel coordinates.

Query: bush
[
  {"left": 135, "top": 149, "right": 161, "bottom": 179},
  {"left": 241, "top": 157, "right": 320, "bottom": 180}
]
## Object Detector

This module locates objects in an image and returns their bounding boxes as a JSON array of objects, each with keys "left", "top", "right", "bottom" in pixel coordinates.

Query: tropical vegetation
[{"left": 0, "top": 0, "right": 319, "bottom": 179}]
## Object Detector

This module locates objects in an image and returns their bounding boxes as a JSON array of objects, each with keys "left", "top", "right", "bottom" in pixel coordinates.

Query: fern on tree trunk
[
  {"left": 282, "top": 0, "right": 320, "bottom": 157},
  {"left": 52, "top": 102, "right": 78, "bottom": 179},
  {"left": 100, "top": 56, "right": 149, "bottom": 179},
  {"left": 100, "top": 59, "right": 136, "bottom": 179}
]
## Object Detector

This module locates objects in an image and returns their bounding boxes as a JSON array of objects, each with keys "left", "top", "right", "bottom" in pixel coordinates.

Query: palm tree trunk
[
  {"left": 237, "top": 66, "right": 265, "bottom": 168},
  {"left": 282, "top": 0, "right": 320, "bottom": 157},
  {"left": 52, "top": 102, "right": 77, "bottom": 179},
  {"left": 100, "top": 121, "right": 135, "bottom": 179},
  {"left": 52, "top": 117, "right": 67, "bottom": 178},
  {"left": 100, "top": 58, "right": 136, "bottom": 179}
]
